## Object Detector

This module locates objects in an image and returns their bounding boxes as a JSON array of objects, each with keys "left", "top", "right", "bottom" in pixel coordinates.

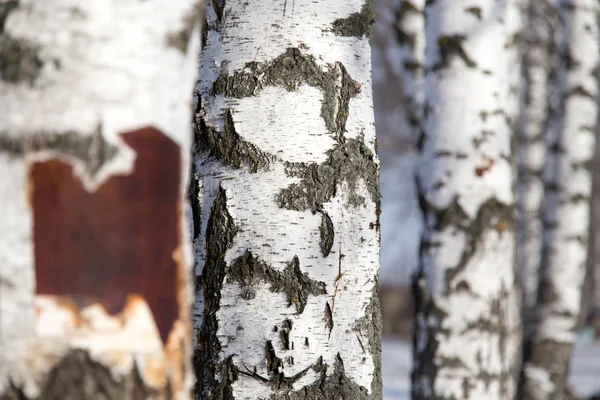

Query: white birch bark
[
  {"left": 520, "top": 1, "right": 600, "bottom": 398},
  {"left": 394, "top": 0, "right": 425, "bottom": 139},
  {"left": 192, "top": 1, "right": 381, "bottom": 398},
  {"left": 411, "top": 1, "right": 522, "bottom": 398},
  {"left": 0, "top": 1, "right": 201, "bottom": 398},
  {"left": 516, "top": 0, "right": 559, "bottom": 338}
]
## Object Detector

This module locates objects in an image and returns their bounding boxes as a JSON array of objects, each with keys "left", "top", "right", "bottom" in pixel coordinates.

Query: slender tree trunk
[
  {"left": 519, "top": 1, "right": 600, "bottom": 399},
  {"left": 411, "top": 1, "right": 522, "bottom": 398},
  {"left": 192, "top": 1, "right": 382, "bottom": 399},
  {"left": 516, "top": 0, "right": 558, "bottom": 339},
  {"left": 0, "top": 1, "right": 202, "bottom": 399},
  {"left": 394, "top": 0, "right": 425, "bottom": 140}
]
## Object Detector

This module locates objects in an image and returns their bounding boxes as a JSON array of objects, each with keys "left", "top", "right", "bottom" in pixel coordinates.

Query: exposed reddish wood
[{"left": 31, "top": 126, "right": 181, "bottom": 344}]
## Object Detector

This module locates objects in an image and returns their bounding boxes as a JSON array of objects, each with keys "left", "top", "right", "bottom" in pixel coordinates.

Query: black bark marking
[
  {"left": 0, "top": 350, "right": 159, "bottom": 400},
  {"left": 433, "top": 35, "right": 477, "bottom": 71},
  {"left": 277, "top": 135, "right": 379, "bottom": 212},
  {"left": 226, "top": 250, "right": 326, "bottom": 314},
  {"left": 195, "top": 109, "right": 274, "bottom": 172},
  {"left": 212, "top": 0, "right": 226, "bottom": 23},
  {"left": 319, "top": 212, "right": 335, "bottom": 257},
  {"left": 268, "top": 354, "right": 376, "bottom": 400},
  {"left": 165, "top": 1, "right": 204, "bottom": 53},
  {"left": 464, "top": 6, "right": 482, "bottom": 20},
  {"left": 0, "top": 1, "right": 43, "bottom": 85},
  {"left": 194, "top": 186, "right": 239, "bottom": 400},
  {"left": 279, "top": 319, "right": 293, "bottom": 351},
  {"left": 0, "top": 126, "right": 118, "bottom": 177},
  {"left": 188, "top": 155, "right": 202, "bottom": 241},
  {"left": 395, "top": 1, "right": 421, "bottom": 49},
  {"left": 330, "top": 1, "right": 374, "bottom": 40},
  {"left": 212, "top": 47, "right": 361, "bottom": 140}
]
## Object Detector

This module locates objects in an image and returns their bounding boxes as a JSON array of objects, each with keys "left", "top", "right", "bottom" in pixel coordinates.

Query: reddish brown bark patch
[{"left": 31, "top": 126, "right": 180, "bottom": 344}]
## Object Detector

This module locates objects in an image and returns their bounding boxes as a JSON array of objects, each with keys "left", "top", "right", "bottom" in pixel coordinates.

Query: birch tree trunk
[
  {"left": 0, "top": 1, "right": 201, "bottom": 399},
  {"left": 411, "top": 1, "right": 522, "bottom": 398},
  {"left": 192, "top": 1, "right": 382, "bottom": 398},
  {"left": 394, "top": 0, "right": 425, "bottom": 140},
  {"left": 519, "top": 1, "right": 599, "bottom": 398},
  {"left": 516, "top": 0, "right": 558, "bottom": 339}
]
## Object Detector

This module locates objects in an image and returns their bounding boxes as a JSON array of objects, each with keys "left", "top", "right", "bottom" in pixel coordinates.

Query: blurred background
[{"left": 372, "top": 0, "right": 600, "bottom": 398}]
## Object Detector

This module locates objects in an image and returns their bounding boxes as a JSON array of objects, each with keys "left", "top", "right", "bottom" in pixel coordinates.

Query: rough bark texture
[
  {"left": 519, "top": 1, "right": 600, "bottom": 399},
  {"left": 411, "top": 1, "right": 522, "bottom": 398},
  {"left": 394, "top": 0, "right": 425, "bottom": 141},
  {"left": 0, "top": 1, "right": 202, "bottom": 398},
  {"left": 516, "top": 0, "right": 559, "bottom": 339},
  {"left": 193, "top": 1, "right": 381, "bottom": 399}
]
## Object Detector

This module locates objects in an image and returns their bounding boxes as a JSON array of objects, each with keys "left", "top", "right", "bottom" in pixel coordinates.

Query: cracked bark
[
  {"left": 193, "top": 1, "right": 380, "bottom": 398},
  {"left": 519, "top": 1, "right": 599, "bottom": 399},
  {"left": 411, "top": 1, "right": 522, "bottom": 399}
]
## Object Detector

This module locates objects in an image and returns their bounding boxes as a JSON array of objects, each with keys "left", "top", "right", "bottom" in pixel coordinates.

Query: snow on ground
[{"left": 382, "top": 339, "right": 600, "bottom": 399}]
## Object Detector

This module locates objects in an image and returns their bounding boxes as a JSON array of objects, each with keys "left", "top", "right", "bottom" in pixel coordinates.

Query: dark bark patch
[
  {"left": 279, "top": 319, "right": 293, "bottom": 351},
  {"left": 0, "top": 125, "right": 118, "bottom": 176},
  {"left": 277, "top": 136, "right": 379, "bottom": 212},
  {"left": 226, "top": 251, "right": 327, "bottom": 314},
  {"left": 330, "top": 1, "right": 374, "bottom": 40},
  {"left": 433, "top": 35, "right": 477, "bottom": 71},
  {"left": 212, "top": 47, "right": 361, "bottom": 140},
  {"left": 395, "top": 0, "right": 421, "bottom": 49},
  {"left": 269, "top": 354, "right": 377, "bottom": 400},
  {"left": 0, "top": 36, "right": 43, "bottom": 85},
  {"left": 195, "top": 186, "right": 238, "bottom": 399},
  {"left": 195, "top": 109, "right": 274, "bottom": 172},
  {"left": 0, "top": 2, "right": 43, "bottom": 85},
  {"left": 352, "top": 284, "right": 383, "bottom": 387},
  {"left": 519, "top": 340, "right": 574, "bottom": 400},
  {"left": 165, "top": 0, "right": 204, "bottom": 53},
  {"left": 319, "top": 212, "right": 335, "bottom": 257},
  {"left": 464, "top": 6, "right": 482, "bottom": 20},
  {"left": 31, "top": 126, "right": 180, "bottom": 345},
  {"left": 0, "top": 349, "right": 161, "bottom": 400},
  {"left": 212, "top": 0, "right": 226, "bottom": 22}
]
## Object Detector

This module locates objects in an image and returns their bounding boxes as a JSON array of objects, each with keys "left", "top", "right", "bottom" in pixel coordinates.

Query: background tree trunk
[
  {"left": 519, "top": 1, "right": 600, "bottom": 399},
  {"left": 516, "top": 0, "right": 558, "bottom": 339},
  {"left": 411, "top": 1, "right": 522, "bottom": 398},
  {"left": 0, "top": 1, "right": 202, "bottom": 398},
  {"left": 192, "top": 1, "right": 382, "bottom": 398},
  {"left": 394, "top": 0, "right": 425, "bottom": 141}
]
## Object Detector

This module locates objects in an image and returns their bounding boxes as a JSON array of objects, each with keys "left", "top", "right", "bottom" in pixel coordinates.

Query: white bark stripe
[
  {"left": 0, "top": 1, "right": 201, "bottom": 398},
  {"left": 412, "top": 0, "right": 522, "bottom": 399},
  {"left": 194, "top": 1, "right": 380, "bottom": 398}
]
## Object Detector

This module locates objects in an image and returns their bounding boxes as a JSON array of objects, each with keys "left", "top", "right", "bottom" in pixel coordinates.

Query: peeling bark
[
  {"left": 411, "top": 1, "right": 522, "bottom": 398},
  {"left": 193, "top": 1, "right": 381, "bottom": 398},
  {"left": 519, "top": 1, "right": 600, "bottom": 399},
  {"left": 0, "top": 1, "right": 202, "bottom": 398}
]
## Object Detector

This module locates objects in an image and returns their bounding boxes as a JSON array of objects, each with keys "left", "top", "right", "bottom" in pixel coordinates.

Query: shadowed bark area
[{"left": 32, "top": 127, "right": 181, "bottom": 344}]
